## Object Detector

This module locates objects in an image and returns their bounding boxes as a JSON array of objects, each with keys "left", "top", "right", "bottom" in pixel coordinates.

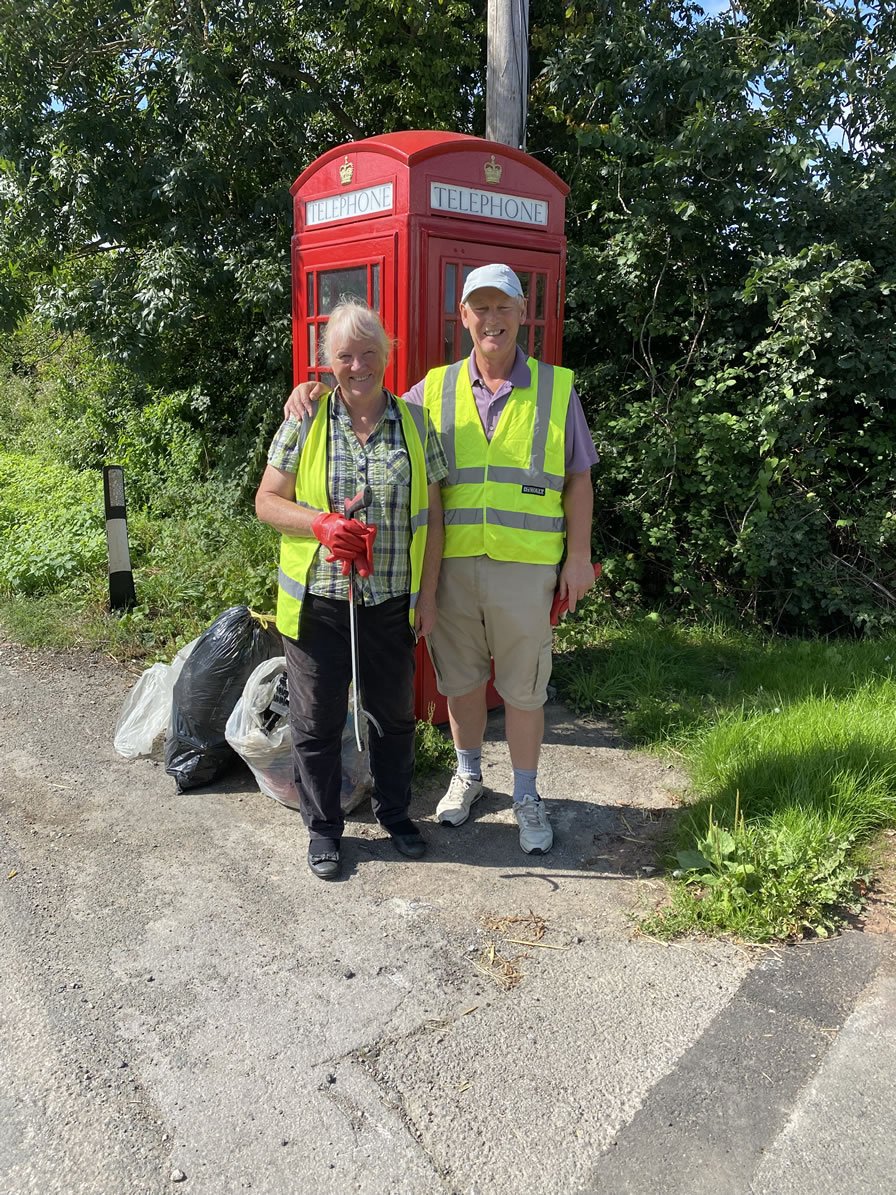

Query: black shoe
[
  {"left": 384, "top": 818, "right": 427, "bottom": 859},
  {"left": 308, "top": 839, "right": 341, "bottom": 880}
]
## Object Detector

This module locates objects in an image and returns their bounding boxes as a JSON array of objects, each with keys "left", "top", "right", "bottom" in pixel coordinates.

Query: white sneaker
[
  {"left": 514, "top": 795, "right": 553, "bottom": 855},
  {"left": 436, "top": 772, "right": 484, "bottom": 826}
]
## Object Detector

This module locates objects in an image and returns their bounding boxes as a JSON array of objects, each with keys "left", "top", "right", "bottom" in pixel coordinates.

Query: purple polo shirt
[{"left": 404, "top": 347, "right": 598, "bottom": 474}]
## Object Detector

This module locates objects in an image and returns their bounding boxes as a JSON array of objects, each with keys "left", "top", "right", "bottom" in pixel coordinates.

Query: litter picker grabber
[{"left": 344, "top": 485, "right": 383, "bottom": 753}]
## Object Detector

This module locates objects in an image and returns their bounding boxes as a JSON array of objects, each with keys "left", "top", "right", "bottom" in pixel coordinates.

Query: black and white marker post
[{"left": 103, "top": 465, "right": 136, "bottom": 610}]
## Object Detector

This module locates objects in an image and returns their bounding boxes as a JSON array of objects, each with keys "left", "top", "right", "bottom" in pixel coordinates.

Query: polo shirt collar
[{"left": 467, "top": 346, "right": 531, "bottom": 391}]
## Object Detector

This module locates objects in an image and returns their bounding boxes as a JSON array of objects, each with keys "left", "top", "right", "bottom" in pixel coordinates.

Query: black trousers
[{"left": 284, "top": 593, "right": 417, "bottom": 840}]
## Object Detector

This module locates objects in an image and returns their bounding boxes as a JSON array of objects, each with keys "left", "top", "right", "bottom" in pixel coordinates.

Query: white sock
[
  {"left": 456, "top": 747, "right": 482, "bottom": 780},
  {"left": 513, "top": 768, "right": 539, "bottom": 803}
]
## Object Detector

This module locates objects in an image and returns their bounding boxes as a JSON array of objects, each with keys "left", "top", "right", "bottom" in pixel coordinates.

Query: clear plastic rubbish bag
[
  {"left": 225, "top": 657, "right": 372, "bottom": 814},
  {"left": 113, "top": 638, "right": 198, "bottom": 759}
]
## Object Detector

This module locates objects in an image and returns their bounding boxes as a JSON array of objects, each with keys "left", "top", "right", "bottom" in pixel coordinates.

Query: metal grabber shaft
[{"left": 343, "top": 486, "right": 383, "bottom": 753}]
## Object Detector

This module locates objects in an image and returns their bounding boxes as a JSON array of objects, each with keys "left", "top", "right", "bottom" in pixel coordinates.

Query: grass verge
[
  {"left": 553, "top": 615, "right": 896, "bottom": 941},
  {"left": 0, "top": 450, "right": 280, "bottom": 659}
]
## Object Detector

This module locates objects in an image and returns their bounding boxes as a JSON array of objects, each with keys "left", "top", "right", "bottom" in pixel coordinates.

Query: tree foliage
[
  {"left": 537, "top": 0, "right": 896, "bottom": 631},
  {"left": 0, "top": 0, "right": 482, "bottom": 474}
]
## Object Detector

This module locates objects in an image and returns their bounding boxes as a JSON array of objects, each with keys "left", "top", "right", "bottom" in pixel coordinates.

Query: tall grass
[
  {"left": 0, "top": 448, "right": 280, "bottom": 658},
  {"left": 554, "top": 617, "right": 896, "bottom": 940},
  {"left": 0, "top": 321, "right": 281, "bottom": 658}
]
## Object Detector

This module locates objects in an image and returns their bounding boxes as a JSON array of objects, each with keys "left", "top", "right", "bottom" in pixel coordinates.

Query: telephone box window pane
[
  {"left": 533, "top": 325, "right": 544, "bottom": 359},
  {"left": 319, "top": 267, "right": 367, "bottom": 314},
  {"left": 307, "top": 274, "right": 315, "bottom": 317},
  {"left": 535, "top": 274, "right": 546, "bottom": 320},
  {"left": 518, "top": 273, "right": 531, "bottom": 304},
  {"left": 308, "top": 324, "right": 317, "bottom": 366},
  {"left": 459, "top": 326, "right": 473, "bottom": 358},
  {"left": 516, "top": 324, "right": 530, "bottom": 352},
  {"left": 444, "top": 264, "right": 457, "bottom": 312},
  {"left": 443, "top": 320, "right": 454, "bottom": 363},
  {"left": 371, "top": 264, "right": 380, "bottom": 311}
]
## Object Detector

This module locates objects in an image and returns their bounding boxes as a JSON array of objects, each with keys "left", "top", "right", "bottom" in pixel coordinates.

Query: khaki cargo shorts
[{"left": 426, "top": 556, "right": 557, "bottom": 711}]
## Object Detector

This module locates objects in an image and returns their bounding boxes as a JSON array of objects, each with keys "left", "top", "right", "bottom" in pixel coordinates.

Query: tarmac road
[{"left": 0, "top": 639, "right": 893, "bottom": 1195}]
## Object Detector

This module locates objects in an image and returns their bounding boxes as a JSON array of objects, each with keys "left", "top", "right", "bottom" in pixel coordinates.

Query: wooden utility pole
[{"left": 486, "top": 0, "right": 529, "bottom": 149}]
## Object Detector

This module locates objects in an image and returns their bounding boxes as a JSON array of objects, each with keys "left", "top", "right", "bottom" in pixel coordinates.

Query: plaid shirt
[{"left": 267, "top": 390, "right": 447, "bottom": 604}]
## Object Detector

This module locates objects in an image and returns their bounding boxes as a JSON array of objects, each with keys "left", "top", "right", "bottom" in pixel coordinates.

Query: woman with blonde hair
[{"left": 256, "top": 298, "right": 446, "bottom": 879}]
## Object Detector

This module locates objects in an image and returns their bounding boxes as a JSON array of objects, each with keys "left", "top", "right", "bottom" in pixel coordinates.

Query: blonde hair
[{"left": 321, "top": 297, "right": 392, "bottom": 368}]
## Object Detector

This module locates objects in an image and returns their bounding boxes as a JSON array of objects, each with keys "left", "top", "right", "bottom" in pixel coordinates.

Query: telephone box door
[
  {"left": 425, "top": 236, "right": 563, "bottom": 369},
  {"left": 293, "top": 236, "right": 397, "bottom": 390}
]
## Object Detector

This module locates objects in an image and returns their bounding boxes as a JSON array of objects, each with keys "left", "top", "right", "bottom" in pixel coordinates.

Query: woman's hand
[{"left": 284, "top": 381, "right": 328, "bottom": 421}]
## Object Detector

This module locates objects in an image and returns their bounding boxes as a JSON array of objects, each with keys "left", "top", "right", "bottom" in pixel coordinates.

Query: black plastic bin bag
[{"left": 164, "top": 606, "right": 282, "bottom": 792}]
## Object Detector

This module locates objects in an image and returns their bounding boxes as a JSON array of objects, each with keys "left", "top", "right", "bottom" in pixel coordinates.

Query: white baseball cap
[{"left": 460, "top": 264, "right": 524, "bottom": 305}]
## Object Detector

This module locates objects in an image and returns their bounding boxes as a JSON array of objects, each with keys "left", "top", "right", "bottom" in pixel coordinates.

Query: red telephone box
[{"left": 289, "top": 130, "right": 570, "bottom": 721}]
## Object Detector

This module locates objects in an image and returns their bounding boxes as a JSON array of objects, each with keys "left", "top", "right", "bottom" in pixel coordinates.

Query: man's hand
[
  {"left": 556, "top": 554, "right": 597, "bottom": 615},
  {"left": 284, "top": 381, "right": 327, "bottom": 421},
  {"left": 414, "top": 592, "right": 437, "bottom": 639}
]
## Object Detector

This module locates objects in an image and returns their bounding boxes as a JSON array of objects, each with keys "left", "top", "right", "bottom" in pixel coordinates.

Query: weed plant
[
  {"left": 554, "top": 612, "right": 896, "bottom": 941},
  {"left": 414, "top": 706, "right": 455, "bottom": 778}
]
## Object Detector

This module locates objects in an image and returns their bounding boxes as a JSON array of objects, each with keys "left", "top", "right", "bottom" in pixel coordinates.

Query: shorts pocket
[{"left": 530, "top": 635, "right": 554, "bottom": 702}]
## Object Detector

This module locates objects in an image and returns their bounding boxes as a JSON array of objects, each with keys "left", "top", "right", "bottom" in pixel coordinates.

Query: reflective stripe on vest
[
  {"left": 424, "top": 357, "right": 572, "bottom": 565},
  {"left": 275, "top": 394, "right": 430, "bottom": 638},
  {"left": 277, "top": 567, "right": 306, "bottom": 601}
]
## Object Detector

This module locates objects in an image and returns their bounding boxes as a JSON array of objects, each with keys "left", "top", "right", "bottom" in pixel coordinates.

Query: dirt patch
[{"left": 857, "top": 829, "right": 896, "bottom": 936}]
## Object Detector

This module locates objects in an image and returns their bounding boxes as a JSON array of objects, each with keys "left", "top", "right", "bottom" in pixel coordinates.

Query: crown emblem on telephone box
[
  {"left": 483, "top": 155, "right": 502, "bottom": 184},
  {"left": 339, "top": 156, "right": 354, "bottom": 185}
]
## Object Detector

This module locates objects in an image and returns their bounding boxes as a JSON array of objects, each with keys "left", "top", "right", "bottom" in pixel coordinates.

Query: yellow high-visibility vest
[
  {"left": 275, "top": 393, "right": 430, "bottom": 638},
  {"left": 424, "top": 357, "right": 572, "bottom": 565}
]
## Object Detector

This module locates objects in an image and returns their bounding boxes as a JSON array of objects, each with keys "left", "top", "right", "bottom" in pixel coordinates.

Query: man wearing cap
[{"left": 285, "top": 265, "right": 597, "bottom": 855}]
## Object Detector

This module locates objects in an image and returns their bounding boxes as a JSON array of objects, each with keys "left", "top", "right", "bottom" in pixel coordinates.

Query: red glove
[
  {"left": 311, "top": 512, "right": 367, "bottom": 562},
  {"left": 353, "top": 522, "right": 378, "bottom": 578},
  {"left": 550, "top": 562, "right": 602, "bottom": 626},
  {"left": 335, "top": 522, "right": 378, "bottom": 578}
]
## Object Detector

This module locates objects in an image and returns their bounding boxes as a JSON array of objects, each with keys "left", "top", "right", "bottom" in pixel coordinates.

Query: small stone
[
  {"left": 326, "top": 1073, "right": 336, "bottom": 1085},
  {"left": 170, "top": 1169, "right": 187, "bottom": 1183},
  {"left": 281, "top": 1138, "right": 289, "bottom": 1147},
  {"left": 342, "top": 967, "right": 355, "bottom": 979}
]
